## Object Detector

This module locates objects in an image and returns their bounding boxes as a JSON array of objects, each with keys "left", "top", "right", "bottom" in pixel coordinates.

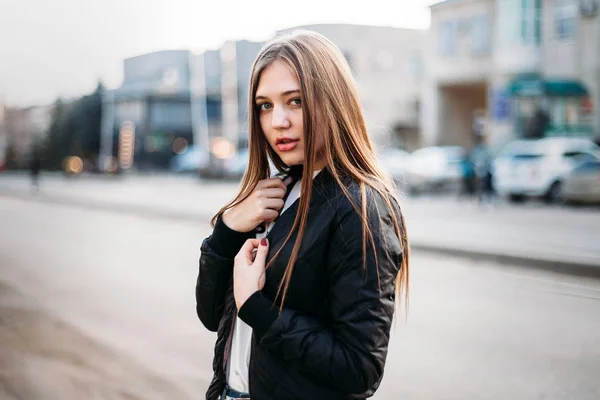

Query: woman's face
[{"left": 255, "top": 60, "right": 324, "bottom": 169}]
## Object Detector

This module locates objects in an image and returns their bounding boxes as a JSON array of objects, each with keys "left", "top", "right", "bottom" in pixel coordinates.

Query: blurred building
[
  {"left": 106, "top": 25, "right": 425, "bottom": 173},
  {"left": 190, "top": 49, "right": 222, "bottom": 152},
  {"left": 190, "top": 40, "right": 262, "bottom": 176},
  {"left": 192, "top": 25, "right": 426, "bottom": 156},
  {"left": 278, "top": 25, "right": 425, "bottom": 151},
  {"left": 218, "top": 40, "right": 263, "bottom": 149},
  {"left": 0, "top": 100, "right": 6, "bottom": 170},
  {"left": 422, "top": 0, "right": 600, "bottom": 151},
  {"left": 2, "top": 104, "right": 52, "bottom": 168},
  {"left": 100, "top": 50, "right": 193, "bottom": 172}
]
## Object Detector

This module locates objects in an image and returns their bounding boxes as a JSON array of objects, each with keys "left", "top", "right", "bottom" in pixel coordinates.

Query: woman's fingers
[
  {"left": 260, "top": 187, "right": 286, "bottom": 200},
  {"left": 262, "top": 209, "right": 280, "bottom": 222},
  {"left": 236, "top": 238, "right": 269, "bottom": 268},
  {"left": 253, "top": 238, "right": 269, "bottom": 269},
  {"left": 257, "top": 178, "right": 287, "bottom": 191},
  {"left": 237, "top": 239, "right": 261, "bottom": 263},
  {"left": 263, "top": 198, "right": 285, "bottom": 211}
]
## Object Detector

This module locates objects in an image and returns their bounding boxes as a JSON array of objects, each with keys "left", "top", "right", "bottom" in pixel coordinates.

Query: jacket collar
[{"left": 266, "top": 167, "right": 337, "bottom": 247}]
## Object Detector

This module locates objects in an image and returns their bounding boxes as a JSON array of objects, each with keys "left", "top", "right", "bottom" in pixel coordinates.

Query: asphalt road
[
  {"left": 1, "top": 172, "right": 599, "bottom": 269},
  {"left": 1, "top": 196, "right": 600, "bottom": 399}
]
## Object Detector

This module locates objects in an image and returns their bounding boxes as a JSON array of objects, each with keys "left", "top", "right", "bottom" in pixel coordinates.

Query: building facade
[
  {"left": 191, "top": 26, "right": 425, "bottom": 157},
  {"left": 218, "top": 40, "right": 263, "bottom": 149},
  {"left": 2, "top": 104, "right": 52, "bottom": 168},
  {"left": 100, "top": 50, "right": 194, "bottom": 172},
  {"left": 190, "top": 40, "right": 262, "bottom": 176},
  {"left": 190, "top": 49, "right": 222, "bottom": 153},
  {"left": 104, "top": 25, "right": 426, "bottom": 173},
  {"left": 0, "top": 100, "right": 6, "bottom": 170},
  {"left": 422, "top": 0, "right": 494, "bottom": 149},
  {"left": 423, "top": 0, "right": 600, "bottom": 152},
  {"left": 278, "top": 24, "right": 426, "bottom": 150}
]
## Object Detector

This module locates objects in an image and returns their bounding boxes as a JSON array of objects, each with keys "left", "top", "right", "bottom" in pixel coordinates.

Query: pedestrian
[
  {"left": 195, "top": 31, "right": 410, "bottom": 400},
  {"left": 470, "top": 136, "right": 491, "bottom": 205},
  {"left": 458, "top": 152, "right": 475, "bottom": 199},
  {"left": 29, "top": 149, "right": 42, "bottom": 193}
]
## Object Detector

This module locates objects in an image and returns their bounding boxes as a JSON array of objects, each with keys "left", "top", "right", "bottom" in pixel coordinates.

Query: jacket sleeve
[
  {"left": 237, "top": 193, "right": 403, "bottom": 394},
  {"left": 196, "top": 217, "right": 253, "bottom": 332}
]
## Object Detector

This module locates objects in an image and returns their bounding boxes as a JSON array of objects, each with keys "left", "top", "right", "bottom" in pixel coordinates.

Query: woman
[{"left": 196, "top": 30, "right": 409, "bottom": 400}]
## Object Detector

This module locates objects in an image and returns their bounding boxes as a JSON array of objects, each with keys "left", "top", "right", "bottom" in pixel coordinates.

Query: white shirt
[{"left": 226, "top": 170, "right": 321, "bottom": 393}]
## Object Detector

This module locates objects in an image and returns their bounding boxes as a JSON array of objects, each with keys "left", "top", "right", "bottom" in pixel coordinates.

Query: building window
[
  {"left": 554, "top": 0, "right": 578, "bottom": 38},
  {"left": 521, "top": 0, "right": 542, "bottom": 44},
  {"left": 117, "top": 101, "right": 145, "bottom": 125},
  {"left": 206, "top": 98, "right": 222, "bottom": 122},
  {"left": 551, "top": 98, "right": 566, "bottom": 126},
  {"left": 471, "top": 14, "right": 491, "bottom": 54},
  {"left": 551, "top": 97, "right": 580, "bottom": 126},
  {"left": 439, "top": 20, "right": 457, "bottom": 56},
  {"left": 150, "top": 102, "right": 192, "bottom": 129},
  {"left": 406, "top": 54, "right": 422, "bottom": 81},
  {"left": 497, "top": 0, "right": 522, "bottom": 47}
]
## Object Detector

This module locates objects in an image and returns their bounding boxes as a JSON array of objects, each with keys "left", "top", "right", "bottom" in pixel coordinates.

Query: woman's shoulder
[{"left": 323, "top": 173, "right": 401, "bottom": 222}]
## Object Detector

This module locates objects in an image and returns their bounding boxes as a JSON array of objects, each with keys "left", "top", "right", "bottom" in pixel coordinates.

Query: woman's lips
[{"left": 276, "top": 139, "right": 299, "bottom": 152}]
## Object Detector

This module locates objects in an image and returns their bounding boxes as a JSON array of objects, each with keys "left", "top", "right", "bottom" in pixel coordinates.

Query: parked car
[
  {"left": 492, "top": 137, "right": 600, "bottom": 203},
  {"left": 223, "top": 148, "right": 249, "bottom": 179},
  {"left": 403, "top": 146, "right": 466, "bottom": 194},
  {"left": 563, "top": 160, "right": 600, "bottom": 205},
  {"left": 377, "top": 147, "right": 410, "bottom": 185},
  {"left": 169, "top": 145, "right": 210, "bottom": 174}
]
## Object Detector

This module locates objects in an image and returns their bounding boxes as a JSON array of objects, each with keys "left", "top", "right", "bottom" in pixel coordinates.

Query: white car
[
  {"left": 377, "top": 148, "right": 410, "bottom": 184},
  {"left": 563, "top": 159, "right": 600, "bottom": 204},
  {"left": 404, "top": 146, "right": 466, "bottom": 194},
  {"left": 492, "top": 137, "right": 600, "bottom": 203}
]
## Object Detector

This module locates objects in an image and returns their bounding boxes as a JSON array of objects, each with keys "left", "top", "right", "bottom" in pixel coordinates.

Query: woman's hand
[
  {"left": 222, "top": 178, "right": 288, "bottom": 233},
  {"left": 234, "top": 238, "right": 269, "bottom": 310}
]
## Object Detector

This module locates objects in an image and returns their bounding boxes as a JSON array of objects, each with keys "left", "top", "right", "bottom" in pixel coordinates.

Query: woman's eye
[
  {"left": 290, "top": 98, "right": 302, "bottom": 106},
  {"left": 258, "top": 103, "right": 272, "bottom": 111}
]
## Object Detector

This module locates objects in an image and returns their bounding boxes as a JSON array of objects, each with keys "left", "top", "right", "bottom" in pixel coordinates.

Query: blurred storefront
[
  {"left": 423, "top": 0, "right": 600, "bottom": 152},
  {"left": 506, "top": 74, "right": 594, "bottom": 139},
  {"left": 99, "top": 50, "right": 194, "bottom": 172}
]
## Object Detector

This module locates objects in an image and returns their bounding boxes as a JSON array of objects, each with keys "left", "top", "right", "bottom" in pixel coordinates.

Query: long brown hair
[{"left": 212, "top": 30, "right": 410, "bottom": 312}]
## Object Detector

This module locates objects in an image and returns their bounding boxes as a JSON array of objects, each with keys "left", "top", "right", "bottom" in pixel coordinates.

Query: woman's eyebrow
[{"left": 255, "top": 89, "right": 301, "bottom": 101}]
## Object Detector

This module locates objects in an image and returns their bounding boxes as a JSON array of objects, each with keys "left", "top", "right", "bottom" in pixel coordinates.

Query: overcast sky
[{"left": 0, "top": 0, "right": 435, "bottom": 107}]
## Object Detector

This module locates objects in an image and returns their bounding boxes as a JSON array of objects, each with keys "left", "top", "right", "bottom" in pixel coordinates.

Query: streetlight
[{"left": 118, "top": 121, "right": 135, "bottom": 169}]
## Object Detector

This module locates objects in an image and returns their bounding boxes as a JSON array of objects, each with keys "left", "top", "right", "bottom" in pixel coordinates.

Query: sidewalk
[{"left": 1, "top": 172, "right": 599, "bottom": 277}]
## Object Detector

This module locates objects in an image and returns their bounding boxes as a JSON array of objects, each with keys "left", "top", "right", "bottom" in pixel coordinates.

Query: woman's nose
[{"left": 271, "top": 106, "right": 291, "bottom": 129}]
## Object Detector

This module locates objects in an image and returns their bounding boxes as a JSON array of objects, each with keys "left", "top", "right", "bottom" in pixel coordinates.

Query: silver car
[{"left": 563, "top": 159, "right": 600, "bottom": 204}]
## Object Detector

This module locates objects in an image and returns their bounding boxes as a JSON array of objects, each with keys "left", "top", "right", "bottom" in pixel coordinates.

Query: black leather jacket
[{"left": 196, "top": 169, "right": 404, "bottom": 399}]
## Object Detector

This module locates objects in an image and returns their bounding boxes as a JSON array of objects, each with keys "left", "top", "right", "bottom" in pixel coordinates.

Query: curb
[
  {"left": 2, "top": 189, "right": 599, "bottom": 279},
  {"left": 409, "top": 243, "right": 600, "bottom": 279}
]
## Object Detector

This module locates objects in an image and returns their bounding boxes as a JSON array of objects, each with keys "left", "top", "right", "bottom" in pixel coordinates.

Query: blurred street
[
  {"left": 1, "top": 172, "right": 599, "bottom": 272},
  {"left": 1, "top": 194, "right": 600, "bottom": 399},
  {"left": 2, "top": 1, "right": 600, "bottom": 398}
]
